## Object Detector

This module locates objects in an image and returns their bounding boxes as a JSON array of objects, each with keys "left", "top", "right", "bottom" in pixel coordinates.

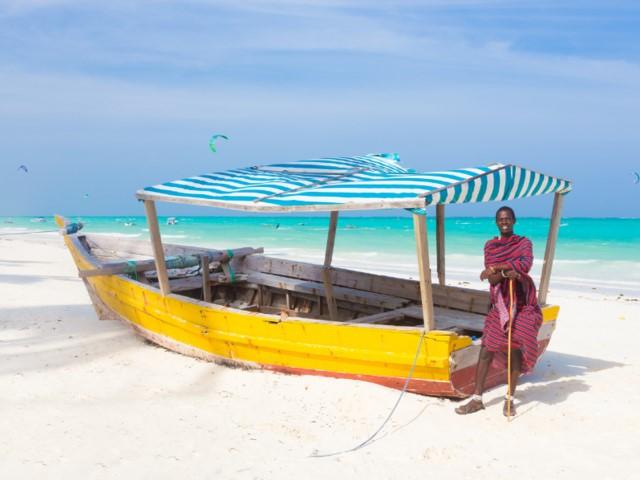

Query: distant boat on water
[
  {"left": 166, "top": 217, "right": 178, "bottom": 225},
  {"left": 31, "top": 217, "right": 47, "bottom": 223},
  {"left": 123, "top": 221, "right": 136, "bottom": 227}
]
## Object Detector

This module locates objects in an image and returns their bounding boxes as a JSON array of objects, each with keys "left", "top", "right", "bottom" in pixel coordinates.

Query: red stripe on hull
[
  {"left": 262, "top": 364, "right": 460, "bottom": 397},
  {"left": 262, "top": 338, "right": 552, "bottom": 399}
]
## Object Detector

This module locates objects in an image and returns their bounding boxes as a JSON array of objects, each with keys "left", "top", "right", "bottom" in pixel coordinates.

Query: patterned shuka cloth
[{"left": 481, "top": 235, "right": 543, "bottom": 373}]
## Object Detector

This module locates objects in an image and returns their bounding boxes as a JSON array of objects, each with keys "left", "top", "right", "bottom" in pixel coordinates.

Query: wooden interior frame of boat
[{"left": 80, "top": 233, "right": 492, "bottom": 333}]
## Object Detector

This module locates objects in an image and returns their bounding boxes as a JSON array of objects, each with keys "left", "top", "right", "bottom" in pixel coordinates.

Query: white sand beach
[{"left": 1, "top": 234, "right": 639, "bottom": 479}]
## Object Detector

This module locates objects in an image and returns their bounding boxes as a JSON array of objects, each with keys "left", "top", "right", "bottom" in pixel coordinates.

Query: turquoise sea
[{"left": 2, "top": 216, "right": 639, "bottom": 295}]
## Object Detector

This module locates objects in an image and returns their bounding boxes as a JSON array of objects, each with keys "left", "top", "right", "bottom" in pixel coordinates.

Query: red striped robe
[{"left": 481, "top": 235, "right": 543, "bottom": 373}]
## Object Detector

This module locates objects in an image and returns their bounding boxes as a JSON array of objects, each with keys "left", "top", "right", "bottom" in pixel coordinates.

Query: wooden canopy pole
[
  {"left": 322, "top": 211, "right": 339, "bottom": 321},
  {"left": 538, "top": 192, "right": 565, "bottom": 305},
  {"left": 201, "top": 254, "right": 212, "bottom": 303},
  {"left": 436, "top": 204, "right": 445, "bottom": 286},
  {"left": 413, "top": 212, "right": 435, "bottom": 331},
  {"left": 143, "top": 200, "right": 171, "bottom": 296}
]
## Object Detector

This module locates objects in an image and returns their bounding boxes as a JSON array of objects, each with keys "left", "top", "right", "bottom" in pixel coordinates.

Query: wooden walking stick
[{"left": 507, "top": 278, "right": 515, "bottom": 421}]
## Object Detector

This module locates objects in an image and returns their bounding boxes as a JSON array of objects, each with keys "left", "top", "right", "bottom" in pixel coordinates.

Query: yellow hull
[{"left": 63, "top": 234, "right": 559, "bottom": 397}]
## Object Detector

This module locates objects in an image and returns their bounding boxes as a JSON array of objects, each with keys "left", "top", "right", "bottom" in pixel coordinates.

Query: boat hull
[{"left": 62, "top": 234, "right": 558, "bottom": 398}]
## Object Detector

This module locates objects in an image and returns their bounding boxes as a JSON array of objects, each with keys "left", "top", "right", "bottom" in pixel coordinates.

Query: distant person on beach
[{"left": 455, "top": 206, "right": 543, "bottom": 417}]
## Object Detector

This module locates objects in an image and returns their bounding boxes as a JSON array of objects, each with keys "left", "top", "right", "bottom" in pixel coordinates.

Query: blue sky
[{"left": 1, "top": 0, "right": 638, "bottom": 217}]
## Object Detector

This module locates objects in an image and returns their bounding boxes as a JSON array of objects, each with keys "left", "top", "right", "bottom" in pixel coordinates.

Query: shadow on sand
[
  {"left": 0, "top": 259, "right": 52, "bottom": 266},
  {"left": 484, "top": 350, "right": 625, "bottom": 414},
  {"left": 0, "top": 304, "right": 136, "bottom": 375},
  {"left": 0, "top": 273, "right": 78, "bottom": 285},
  {"left": 0, "top": 303, "right": 224, "bottom": 397}
]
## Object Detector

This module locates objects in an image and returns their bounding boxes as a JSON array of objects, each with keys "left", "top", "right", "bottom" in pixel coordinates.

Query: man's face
[{"left": 496, "top": 210, "right": 515, "bottom": 235}]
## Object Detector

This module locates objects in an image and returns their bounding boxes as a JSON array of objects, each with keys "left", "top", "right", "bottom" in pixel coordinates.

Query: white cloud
[{"left": 2, "top": 0, "right": 638, "bottom": 88}]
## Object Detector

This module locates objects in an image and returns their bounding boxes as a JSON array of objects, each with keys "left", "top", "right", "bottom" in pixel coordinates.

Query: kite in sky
[
  {"left": 633, "top": 172, "right": 640, "bottom": 184},
  {"left": 209, "top": 134, "right": 229, "bottom": 153},
  {"left": 17, "top": 164, "right": 28, "bottom": 173}
]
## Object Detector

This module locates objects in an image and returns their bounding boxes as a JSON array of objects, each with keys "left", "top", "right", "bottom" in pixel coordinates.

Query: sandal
[
  {"left": 455, "top": 399, "right": 485, "bottom": 415},
  {"left": 503, "top": 399, "right": 516, "bottom": 417}
]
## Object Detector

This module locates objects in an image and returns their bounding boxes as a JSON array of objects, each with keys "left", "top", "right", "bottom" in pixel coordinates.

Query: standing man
[{"left": 455, "top": 206, "right": 543, "bottom": 417}]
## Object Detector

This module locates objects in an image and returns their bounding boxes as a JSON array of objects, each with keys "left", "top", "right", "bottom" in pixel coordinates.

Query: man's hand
[
  {"left": 502, "top": 269, "right": 521, "bottom": 280},
  {"left": 480, "top": 266, "right": 495, "bottom": 280}
]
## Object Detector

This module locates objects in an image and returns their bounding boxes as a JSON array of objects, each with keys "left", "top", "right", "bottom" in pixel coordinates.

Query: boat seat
[
  {"left": 434, "top": 307, "right": 485, "bottom": 332},
  {"left": 349, "top": 306, "right": 422, "bottom": 324},
  {"left": 348, "top": 304, "right": 485, "bottom": 331}
]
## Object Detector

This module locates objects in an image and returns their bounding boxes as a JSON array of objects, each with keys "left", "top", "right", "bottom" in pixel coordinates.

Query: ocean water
[{"left": 2, "top": 215, "right": 639, "bottom": 295}]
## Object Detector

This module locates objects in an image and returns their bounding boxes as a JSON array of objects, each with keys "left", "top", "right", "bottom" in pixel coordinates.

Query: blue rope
[
  {"left": 225, "top": 249, "right": 236, "bottom": 283},
  {"left": 125, "top": 260, "right": 138, "bottom": 280},
  {"left": 309, "top": 330, "right": 426, "bottom": 458}
]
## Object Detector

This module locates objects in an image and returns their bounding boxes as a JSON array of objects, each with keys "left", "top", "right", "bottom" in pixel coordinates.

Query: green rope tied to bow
[
  {"left": 224, "top": 249, "right": 236, "bottom": 283},
  {"left": 125, "top": 260, "right": 138, "bottom": 280}
]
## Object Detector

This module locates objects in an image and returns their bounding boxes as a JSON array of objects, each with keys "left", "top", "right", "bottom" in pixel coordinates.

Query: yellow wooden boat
[{"left": 58, "top": 155, "right": 571, "bottom": 397}]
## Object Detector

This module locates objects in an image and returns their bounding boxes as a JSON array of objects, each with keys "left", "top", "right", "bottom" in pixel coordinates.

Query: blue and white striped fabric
[{"left": 137, "top": 154, "right": 571, "bottom": 212}]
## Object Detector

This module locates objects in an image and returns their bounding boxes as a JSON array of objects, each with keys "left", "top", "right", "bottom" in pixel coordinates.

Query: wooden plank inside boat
[{"left": 242, "top": 255, "right": 490, "bottom": 314}]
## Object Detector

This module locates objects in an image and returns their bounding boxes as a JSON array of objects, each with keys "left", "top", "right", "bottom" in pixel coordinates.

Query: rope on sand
[{"left": 310, "top": 330, "right": 426, "bottom": 458}]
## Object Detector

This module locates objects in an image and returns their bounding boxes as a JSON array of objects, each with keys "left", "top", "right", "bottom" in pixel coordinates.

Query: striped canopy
[{"left": 136, "top": 154, "right": 572, "bottom": 212}]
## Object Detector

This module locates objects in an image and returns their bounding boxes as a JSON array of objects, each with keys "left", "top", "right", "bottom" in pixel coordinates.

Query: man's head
[{"left": 495, "top": 206, "right": 516, "bottom": 235}]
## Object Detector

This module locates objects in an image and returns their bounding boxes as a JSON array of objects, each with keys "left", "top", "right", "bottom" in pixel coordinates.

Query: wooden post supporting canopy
[
  {"left": 538, "top": 192, "right": 564, "bottom": 305},
  {"left": 143, "top": 200, "right": 171, "bottom": 296},
  {"left": 436, "top": 204, "right": 445, "bottom": 286},
  {"left": 413, "top": 212, "right": 435, "bottom": 331},
  {"left": 322, "top": 211, "right": 339, "bottom": 321},
  {"left": 201, "top": 254, "right": 211, "bottom": 303}
]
